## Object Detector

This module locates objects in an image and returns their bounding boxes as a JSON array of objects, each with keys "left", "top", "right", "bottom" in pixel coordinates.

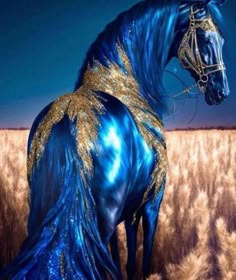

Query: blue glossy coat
[{"left": 0, "top": 0, "right": 229, "bottom": 279}]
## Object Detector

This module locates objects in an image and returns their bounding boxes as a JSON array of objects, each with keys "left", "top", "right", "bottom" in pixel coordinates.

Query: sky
[{"left": 1, "top": 0, "right": 235, "bottom": 130}]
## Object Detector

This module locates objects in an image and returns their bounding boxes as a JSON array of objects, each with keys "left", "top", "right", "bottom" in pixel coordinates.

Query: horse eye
[{"left": 208, "top": 37, "right": 213, "bottom": 44}]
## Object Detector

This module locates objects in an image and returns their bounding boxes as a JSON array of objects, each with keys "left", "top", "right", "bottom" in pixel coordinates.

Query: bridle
[{"left": 178, "top": 5, "right": 225, "bottom": 93}]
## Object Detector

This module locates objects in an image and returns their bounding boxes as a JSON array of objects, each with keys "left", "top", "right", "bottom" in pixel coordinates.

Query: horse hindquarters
[
  {"left": 0, "top": 102, "right": 119, "bottom": 280},
  {"left": 25, "top": 91, "right": 142, "bottom": 279}
]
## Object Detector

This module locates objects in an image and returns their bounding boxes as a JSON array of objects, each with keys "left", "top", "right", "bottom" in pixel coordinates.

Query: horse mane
[{"left": 74, "top": 0, "right": 224, "bottom": 118}]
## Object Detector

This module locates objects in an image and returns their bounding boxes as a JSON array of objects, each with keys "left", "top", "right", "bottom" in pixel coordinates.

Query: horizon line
[{"left": 0, "top": 126, "right": 236, "bottom": 131}]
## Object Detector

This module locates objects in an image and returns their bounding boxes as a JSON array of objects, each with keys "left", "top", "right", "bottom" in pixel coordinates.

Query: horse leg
[
  {"left": 110, "top": 229, "right": 123, "bottom": 279},
  {"left": 142, "top": 181, "right": 165, "bottom": 278},
  {"left": 125, "top": 215, "right": 141, "bottom": 280},
  {"left": 96, "top": 204, "right": 125, "bottom": 279}
]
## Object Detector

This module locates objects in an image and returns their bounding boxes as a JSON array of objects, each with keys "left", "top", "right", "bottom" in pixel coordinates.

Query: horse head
[{"left": 175, "top": 0, "right": 229, "bottom": 105}]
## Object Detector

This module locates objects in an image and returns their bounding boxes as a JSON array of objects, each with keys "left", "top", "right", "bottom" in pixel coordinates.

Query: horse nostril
[
  {"left": 224, "top": 89, "right": 230, "bottom": 98},
  {"left": 217, "top": 89, "right": 230, "bottom": 100}
]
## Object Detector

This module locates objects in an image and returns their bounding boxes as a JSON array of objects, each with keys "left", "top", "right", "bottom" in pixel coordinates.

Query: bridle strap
[{"left": 178, "top": 5, "right": 226, "bottom": 93}]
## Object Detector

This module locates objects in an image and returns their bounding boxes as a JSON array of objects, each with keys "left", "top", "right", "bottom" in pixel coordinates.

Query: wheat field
[{"left": 0, "top": 129, "right": 235, "bottom": 280}]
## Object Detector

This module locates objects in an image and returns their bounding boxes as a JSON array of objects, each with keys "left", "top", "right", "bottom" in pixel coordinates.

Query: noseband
[{"left": 178, "top": 5, "right": 225, "bottom": 92}]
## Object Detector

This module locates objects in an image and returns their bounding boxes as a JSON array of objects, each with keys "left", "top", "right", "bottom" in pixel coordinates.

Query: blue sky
[{"left": 1, "top": 0, "right": 235, "bottom": 129}]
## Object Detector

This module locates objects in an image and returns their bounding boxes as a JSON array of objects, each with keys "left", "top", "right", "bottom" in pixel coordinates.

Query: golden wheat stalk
[{"left": 0, "top": 129, "right": 235, "bottom": 280}]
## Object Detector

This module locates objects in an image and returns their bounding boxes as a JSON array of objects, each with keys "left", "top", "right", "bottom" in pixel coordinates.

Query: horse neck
[
  {"left": 76, "top": 3, "right": 181, "bottom": 119},
  {"left": 80, "top": 43, "right": 174, "bottom": 121},
  {"left": 80, "top": 43, "right": 154, "bottom": 114}
]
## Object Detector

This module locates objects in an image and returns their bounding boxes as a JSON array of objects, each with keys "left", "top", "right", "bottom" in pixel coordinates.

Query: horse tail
[{"left": 0, "top": 109, "right": 118, "bottom": 279}]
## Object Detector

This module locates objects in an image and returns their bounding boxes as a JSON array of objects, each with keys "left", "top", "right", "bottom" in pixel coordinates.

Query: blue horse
[{"left": 0, "top": 0, "right": 229, "bottom": 279}]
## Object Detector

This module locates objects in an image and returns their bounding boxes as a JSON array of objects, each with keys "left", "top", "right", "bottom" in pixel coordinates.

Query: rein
[{"left": 178, "top": 5, "right": 225, "bottom": 93}]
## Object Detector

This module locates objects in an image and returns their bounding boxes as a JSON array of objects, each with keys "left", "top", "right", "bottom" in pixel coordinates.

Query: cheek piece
[{"left": 178, "top": 5, "right": 225, "bottom": 93}]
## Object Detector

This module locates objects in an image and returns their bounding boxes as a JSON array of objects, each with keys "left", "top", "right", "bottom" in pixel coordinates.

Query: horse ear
[
  {"left": 181, "top": 0, "right": 211, "bottom": 5},
  {"left": 209, "top": 0, "right": 226, "bottom": 6}
]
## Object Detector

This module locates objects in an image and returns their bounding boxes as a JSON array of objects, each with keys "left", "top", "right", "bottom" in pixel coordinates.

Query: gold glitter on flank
[{"left": 27, "top": 91, "right": 105, "bottom": 177}]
